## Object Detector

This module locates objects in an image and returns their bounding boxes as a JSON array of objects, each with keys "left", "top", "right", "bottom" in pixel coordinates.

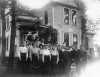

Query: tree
[
  {"left": 8, "top": 0, "right": 16, "bottom": 70},
  {"left": 0, "top": 0, "right": 7, "bottom": 63}
]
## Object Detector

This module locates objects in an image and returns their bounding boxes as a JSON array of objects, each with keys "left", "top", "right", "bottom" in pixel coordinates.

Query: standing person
[
  {"left": 30, "top": 44, "right": 40, "bottom": 63},
  {"left": 80, "top": 46, "right": 88, "bottom": 62},
  {"left": 70, "top": 46, "right": 81, "bottom": 65},
  {"left": 40, "top": 38, "right": 45, "bottom": 46},
  {"left": 26, "top": 32, "right": 34, "bottom": 62},
  {"left": 33, "top": 31, "right": 39, "bottom": 41},
  {"left": 18, "top": 45, "right": 28, "bottom": 72},
  {"left": 70, "top": 47, "right": 81, "bottom": 73},
  {"left": 18, "top": 45, "right": 28, "bottom": 61},
  {"left": 39, "top": 45, "right": 51, "bottom": 63},
  {"left": 80, "top": 46, "right": 88, "bottom": 66},
  {"left": 34, "top": 38, "right": 41, "bottom": 48},
  {"left": 51, "top": 45, "right": 59, "bottom": 64},
  {"left": 26, "top": 32, "right": 33, "bottom": 46}
]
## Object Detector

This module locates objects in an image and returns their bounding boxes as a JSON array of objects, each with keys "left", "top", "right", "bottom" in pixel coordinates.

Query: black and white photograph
[{"left": 0, "top": 0, "right": 100, "bottom": 77}]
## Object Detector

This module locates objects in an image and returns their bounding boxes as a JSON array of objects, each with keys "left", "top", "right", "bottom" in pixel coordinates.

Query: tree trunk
[
  {"left": 1, "top": 6, "right": 6, "bottom": 63},
  {"left": 8, "top": 0, "right": 16, "bottom": 70}
]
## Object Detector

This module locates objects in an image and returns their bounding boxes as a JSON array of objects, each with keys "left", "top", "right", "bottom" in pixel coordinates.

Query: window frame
[
  {"left": 64, "top": 7, "right": 70, "bottom": 25},
  {"left": 71, "top": 9, "right": 78, "bottom": 25},
  {"left": 73, "top": 33, "right": 78, "bottom": 48},
  {"left": 64, "top": 32, "right": 69, "bottom": 47}
]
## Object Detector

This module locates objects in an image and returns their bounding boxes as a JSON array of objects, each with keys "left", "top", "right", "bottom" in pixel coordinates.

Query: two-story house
[{"left": 33, "top": 1, "right": 82, "bottom": 49}]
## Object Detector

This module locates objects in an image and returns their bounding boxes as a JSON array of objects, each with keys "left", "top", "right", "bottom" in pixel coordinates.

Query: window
[
  {"left": 72, "top": 10, "right": 77, "bottom": 24},
  {"left": 44, "top": 11, "right": 48, "bottom": 25},
  {"left": 64, "top": 33, "right": 69, "bottom": 46},
  {"left": 64, "top": 8, "right": 69, "bottom": 24},
  {"left": 73, "top": 34, "right": 78, "bottom": 48}
]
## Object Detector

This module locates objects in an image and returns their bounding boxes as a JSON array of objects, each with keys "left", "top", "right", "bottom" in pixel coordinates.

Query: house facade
[
  {"left": 22, "top": 1, "right": 83, "bottom": 49},
  {"left": 34, "top": 2, "right": 82, "bottom": 49}
]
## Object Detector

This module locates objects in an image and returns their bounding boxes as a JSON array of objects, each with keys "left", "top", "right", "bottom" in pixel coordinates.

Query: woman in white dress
[
  {"left": 18, "top": 45, "right": 28, "bottom": 62},
  {"left": 51, "top": 46, "right": 59, "bottom": 64},
  {"left": 39, "top": 45, "right": 51, "bottom": 63}
]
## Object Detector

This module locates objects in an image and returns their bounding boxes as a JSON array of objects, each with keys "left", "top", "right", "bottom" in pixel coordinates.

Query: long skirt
[
  {"left": 20, "top": 53, "right": 27, "bottom": 63},
  {"left": 51, "top": 55, "right": 58, "bottom": 64}
]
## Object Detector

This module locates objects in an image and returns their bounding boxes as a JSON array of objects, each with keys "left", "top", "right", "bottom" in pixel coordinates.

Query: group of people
[
  {"left": 17, "top": 31, "right": 59, "bottom": 64},
  {"left": 17, "top": 31, "right": 88, "bottom": 68}
]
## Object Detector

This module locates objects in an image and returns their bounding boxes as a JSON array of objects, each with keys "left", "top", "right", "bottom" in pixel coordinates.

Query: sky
[
  {"left": 18, "top": 0, "right": 100, "bottom": 21},
  {"left": 80, "top": 0, "right": 100, "bottom": 45},
  {"left": 18, "top": 0, "right": 51, "bottom": 9},
  {"left": 18, "top": 0, "right": 100, "bottom": 23},
  {"left": 81, "top": 0, "right": 100, "bottom": 22}
]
